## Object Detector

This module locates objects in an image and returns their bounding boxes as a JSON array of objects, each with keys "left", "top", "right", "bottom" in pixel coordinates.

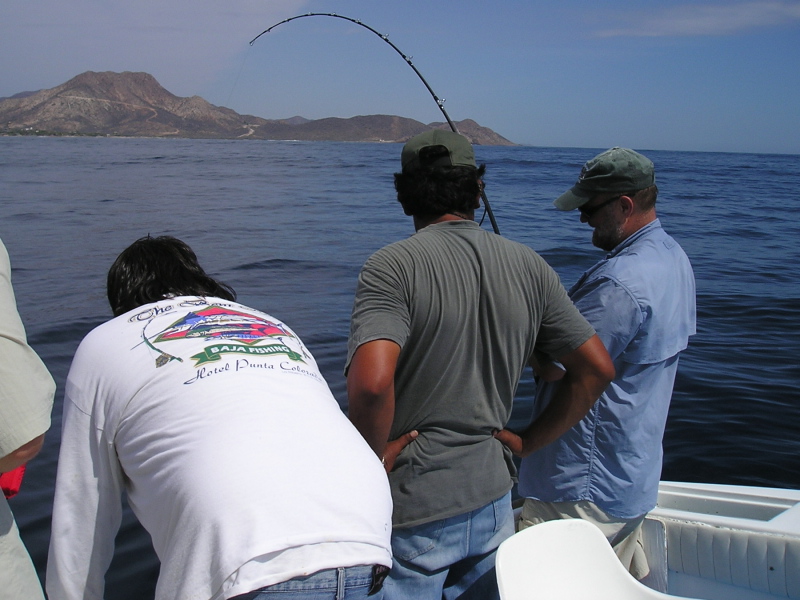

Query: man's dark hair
[
  {"left": 107, "top": 235, "right": 236, "bottom": 316},
  {"left": 394, "top": 163, "right": 486, "bottom": 218}
]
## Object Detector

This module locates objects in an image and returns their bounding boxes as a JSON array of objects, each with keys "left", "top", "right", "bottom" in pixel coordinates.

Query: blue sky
[{"left": 2, "top": 1, "right": 799, "bottom": 154}]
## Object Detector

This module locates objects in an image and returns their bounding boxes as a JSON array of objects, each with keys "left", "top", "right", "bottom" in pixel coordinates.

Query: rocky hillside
[{"left": 0, "top": 71, "right": 515, "bottom": 145}]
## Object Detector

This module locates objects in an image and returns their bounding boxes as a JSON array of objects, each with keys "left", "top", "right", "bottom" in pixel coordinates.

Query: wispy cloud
[{"left": 596, "top": 0, "right": 800, "bottom": 37}]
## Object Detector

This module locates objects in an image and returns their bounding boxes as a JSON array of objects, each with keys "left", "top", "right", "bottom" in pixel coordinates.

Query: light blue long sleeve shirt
[{"left": 518, "top": 219, "right": 696, "bottom": 519}]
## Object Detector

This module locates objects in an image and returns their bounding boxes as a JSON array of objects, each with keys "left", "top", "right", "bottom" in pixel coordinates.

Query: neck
[
  {"left": 614, "top": 211, "right": 657, "bottom": 247},
  {"left": 413, "top": 211, "right": 474, "bottom": 231},
  {"left": 624, "top": 210, "right": 657, "bottom": 237}
]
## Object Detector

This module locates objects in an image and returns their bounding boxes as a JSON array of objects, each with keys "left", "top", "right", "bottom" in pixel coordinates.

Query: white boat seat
[
  {"left": 495, "top": 518, "right": 697, "bottom": 600},
  {"left": 654, "top": 516, "right": 800, "bottom": 599}
]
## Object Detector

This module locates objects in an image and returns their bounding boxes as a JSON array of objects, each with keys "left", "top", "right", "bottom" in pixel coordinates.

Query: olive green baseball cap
[
  {"left": 401, "top": 130, "right": 477, "bottom": 173},
  {"left": 554, "top": 147, "right": 655, "bottom": 211}
]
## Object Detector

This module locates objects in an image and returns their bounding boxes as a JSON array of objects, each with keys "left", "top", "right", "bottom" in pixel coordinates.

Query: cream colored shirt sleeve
[{"left": 0, "top": 239, "right": 55, "bottom": 459}]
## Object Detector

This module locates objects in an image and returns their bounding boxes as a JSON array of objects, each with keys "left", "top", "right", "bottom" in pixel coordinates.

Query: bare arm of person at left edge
[
  {"left": 495, "top": 334, "right": 614, "bottom": 458},
  {"left": 0, "top": 435, "right": 46, "bottom": 473},
  {"left": 348, "top": 339, "right": 419, "bottom": 473}
]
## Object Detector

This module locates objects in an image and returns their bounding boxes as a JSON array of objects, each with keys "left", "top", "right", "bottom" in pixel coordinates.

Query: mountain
[
  {"left": 0, "top": 71, "right": 515, "bottom": 145},
  {"left": 0, "top": 91, "right": 38, "bottom": 101}
]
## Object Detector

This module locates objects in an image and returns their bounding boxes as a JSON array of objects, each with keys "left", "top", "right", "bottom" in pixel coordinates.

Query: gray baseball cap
[
  {"left": 401, "top": 130, "right": 476, "bottom": 173},
  {"left": 554, "top": 147, "right": 655, "bottom": 211}
]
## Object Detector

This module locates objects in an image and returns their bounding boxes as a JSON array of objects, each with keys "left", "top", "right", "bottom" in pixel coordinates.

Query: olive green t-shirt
[{"left": 347, "top": 221, "right": 595, "bottom": 528}]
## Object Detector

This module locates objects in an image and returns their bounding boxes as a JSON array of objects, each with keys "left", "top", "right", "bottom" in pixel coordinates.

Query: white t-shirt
[{"left": 47, "top": 297, "right": 392, "bottom": 600}]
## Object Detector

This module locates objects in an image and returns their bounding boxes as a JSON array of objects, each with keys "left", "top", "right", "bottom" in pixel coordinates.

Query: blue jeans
[
  {"left": 234, "top": 565, "right": 384, "bottom": 600},
  {"left": 384, "top": 492, "right": 514, "bottom": 600}
]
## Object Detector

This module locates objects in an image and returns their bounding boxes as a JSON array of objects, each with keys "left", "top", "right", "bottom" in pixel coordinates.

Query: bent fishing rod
[{"left": 250, "top": 12, "right": 500, "bottom": 235}]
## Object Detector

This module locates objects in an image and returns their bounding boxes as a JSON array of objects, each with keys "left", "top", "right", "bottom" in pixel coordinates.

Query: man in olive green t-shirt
[{"left": 346, "top": 131, "right": 614, "bottom": 600}]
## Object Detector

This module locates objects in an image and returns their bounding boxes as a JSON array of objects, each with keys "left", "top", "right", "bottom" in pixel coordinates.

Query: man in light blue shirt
[{"left": 496, "top": 147, "right": 696, "bottom": 578}]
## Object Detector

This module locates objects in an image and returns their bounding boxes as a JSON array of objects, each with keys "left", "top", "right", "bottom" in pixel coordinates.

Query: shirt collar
[
  {"left": 418, "top": 219, "right": 480, "bottom": 233},
  {"left": 606, "top": 219, "right": 661, "bottom": 259}
]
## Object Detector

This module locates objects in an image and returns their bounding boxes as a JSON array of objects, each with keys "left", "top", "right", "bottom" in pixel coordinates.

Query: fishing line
[
  {"left": 250, "top": 12, "right": 500, "bottom": 235},
  {"left": 225, "top": 47, "right": 251, "bottom": 111}
]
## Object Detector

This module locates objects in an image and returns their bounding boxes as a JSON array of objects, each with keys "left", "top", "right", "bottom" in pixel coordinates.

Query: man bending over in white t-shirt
[{"left": 47, "top": 235, "right": 393, "bottom": 600}]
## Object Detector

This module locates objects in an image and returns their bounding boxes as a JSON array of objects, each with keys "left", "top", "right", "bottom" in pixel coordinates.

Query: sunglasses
[{"left": 579, "top": 195, "right": 622, "bottom": 218}]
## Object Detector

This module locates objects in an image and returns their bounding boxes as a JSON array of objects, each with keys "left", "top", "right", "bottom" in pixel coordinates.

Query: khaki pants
[{"left": 518, "top": 498, "right": 650, "bottom": 580}]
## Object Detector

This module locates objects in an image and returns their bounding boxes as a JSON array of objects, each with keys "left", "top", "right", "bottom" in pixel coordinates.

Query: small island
[{"left": 0, "top": 71, "right": 515, "bottom": 145}]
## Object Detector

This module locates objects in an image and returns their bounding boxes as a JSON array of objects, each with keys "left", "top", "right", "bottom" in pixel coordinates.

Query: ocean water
[{"left": 1, "top": 137, "right": 799, "bottom": 598}]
